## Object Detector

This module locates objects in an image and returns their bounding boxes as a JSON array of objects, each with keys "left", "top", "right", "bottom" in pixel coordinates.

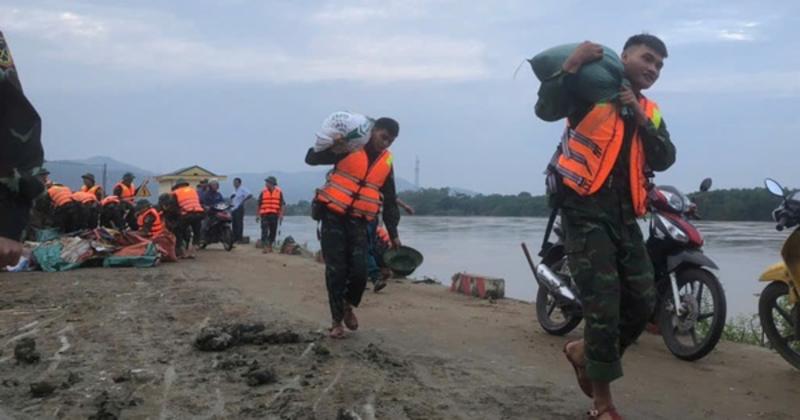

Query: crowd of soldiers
[{"left": 32, "top": 169, "right": 208, "bottom": 258}]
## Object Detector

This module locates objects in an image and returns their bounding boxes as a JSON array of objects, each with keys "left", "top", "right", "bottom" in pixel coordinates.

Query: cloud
[
  {"left": 0, "top": 3, "right": 488, "bottom": 85},
  {"left": 660, "top": 19, "right": 762, "bottom": 44},
  {"left": 658, "top": 70, "right": 800, "bottom": 97},
  {"left": 309, "top": 0, "right": 434, "bottom": 23}
]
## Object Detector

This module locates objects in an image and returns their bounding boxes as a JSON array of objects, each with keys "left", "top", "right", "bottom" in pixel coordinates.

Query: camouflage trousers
[
  {"left": 320, "top": 209, "right": 368, "bottom": 324},
  {"left": 562, "top": 207, "right": 656, "bottom": 383}
]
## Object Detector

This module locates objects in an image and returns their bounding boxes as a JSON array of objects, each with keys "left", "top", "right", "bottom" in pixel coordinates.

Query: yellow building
[{"left": 154, "top": 165, "right": 227, "bottom": 196}]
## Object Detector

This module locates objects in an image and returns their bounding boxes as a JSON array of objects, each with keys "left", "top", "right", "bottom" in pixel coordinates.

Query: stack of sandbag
[
  {"left": 529, "top": 43, "right": 624, "bottom": 121},
  {"left": 314, "top": 111, "right": 374, "bottom": 153}
]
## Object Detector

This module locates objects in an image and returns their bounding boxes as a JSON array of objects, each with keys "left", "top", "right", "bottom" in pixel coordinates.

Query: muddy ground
[{"left": 0, "top": 246, "right": 797, "bottom": 419}]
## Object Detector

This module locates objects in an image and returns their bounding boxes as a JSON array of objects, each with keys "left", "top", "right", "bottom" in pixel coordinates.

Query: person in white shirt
[{"left": 229, "top": 177, "right": 253, "bottom": 243}]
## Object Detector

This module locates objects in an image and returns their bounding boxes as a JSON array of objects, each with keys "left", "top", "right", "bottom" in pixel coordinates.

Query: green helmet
[{"left": 383, "top": 246, "right": 424, "bottom": 276}]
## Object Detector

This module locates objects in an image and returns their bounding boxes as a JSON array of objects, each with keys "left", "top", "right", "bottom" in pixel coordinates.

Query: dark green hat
[
  {"left": 173, "top": 178, "right": 189, "bottom": 189},
  {"left": 123, "top": 172, "right": 135, "bottom": 180},
  {"left": 134, "top": 199, "right": 150, "bottom": 213},
  {"left": 265, "top": 176, "right": 277, "bottom": 185},
  {"left": 81, "top": 173, "right": 95, "bottom": 182},
  {"left": 383, "top": 246, "right": 424, "bottom": 276}
]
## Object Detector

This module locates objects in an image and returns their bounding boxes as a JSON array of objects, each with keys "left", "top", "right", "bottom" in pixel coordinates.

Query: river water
[{"left": 245, "top": 216, "right": 788, "bottom": 319}]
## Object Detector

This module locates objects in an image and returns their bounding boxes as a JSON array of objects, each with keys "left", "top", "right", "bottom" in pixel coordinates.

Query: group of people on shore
[{"left": 1, "top": 26, "right": 680, "bottom": 418}]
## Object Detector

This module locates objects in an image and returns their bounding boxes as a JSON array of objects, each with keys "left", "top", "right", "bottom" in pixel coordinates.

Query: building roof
[{"left": 156, "top": 165, "right": 223, "bottom": 179}]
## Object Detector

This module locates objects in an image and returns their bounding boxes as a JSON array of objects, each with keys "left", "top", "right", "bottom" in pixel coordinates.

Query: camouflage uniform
[
  {"left": 320, "top": 208, "right": 369, "bottom": 323},
  {"left": 0, "top": 31, "right": 44, "bottom": 240},
  {"left": 561, "top": 185, "right": 656, "bottom": 382}
]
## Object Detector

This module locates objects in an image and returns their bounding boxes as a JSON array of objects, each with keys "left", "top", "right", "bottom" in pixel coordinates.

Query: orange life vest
[
  {"left": 114, "top": 182, "right": 136, "bottom": 203},
  {"left": 47, "top": 185, "right": 74, "bottom": 208},
  {"left": 259, "top": 187, "right": 283, "bottom": 216},
  {"left": 315, "top": 149, "right": 393, "bottom": 221},
  {"left": 137, "top": 208, "right": 164, "bottom": 236},
  {"left": 376, "top": 226, "right": 391, "bottom": 245},
  {"left": 173, "top": 186, "right": 203, "bottom": 215},
  {"left": 72, "top": 191, "right": 98, "bottom": 204},
  {"left": 81, "top": 185, "right": 102, "bottom": 198},
  {"left": 555, "top": 97, "right": 662, "bottom": 217},
  {"left": 101, "top": 195, "right": 121, "bottom": 207}
]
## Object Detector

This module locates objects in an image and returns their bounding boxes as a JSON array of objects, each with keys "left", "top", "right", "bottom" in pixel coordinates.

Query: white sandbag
[{"left": 314, "top": 111, "right": 374, "bottom": 152}]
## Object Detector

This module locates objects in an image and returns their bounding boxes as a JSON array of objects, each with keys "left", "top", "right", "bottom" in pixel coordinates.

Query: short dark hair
[
  {"left": 624, "top": 33, "right": 668, "bottom": 58},
  {"left": 234, "top": 177, "right": 242, "bottom": 183},
  {"left": 373, "top": 117, "right": 399, "bottom": 137}
]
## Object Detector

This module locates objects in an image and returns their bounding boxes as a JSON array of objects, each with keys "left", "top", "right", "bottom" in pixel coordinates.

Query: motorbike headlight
[
  {"left": 659, "top": 189, "right": 686, "bottom": 213},
  {"left": 656, "top": 214, "right": 689, "bottom": 243}
]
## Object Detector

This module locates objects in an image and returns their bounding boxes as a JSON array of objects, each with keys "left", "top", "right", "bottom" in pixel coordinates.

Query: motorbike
[
  {"left": 200, "top": 202, "right": 234, "bottom": 251},
  {"left": 757, "top": 178, "right": 800, "bottom": 369},
  {"left": 524, "top": 178, "right": 727, "bottom": 361}
]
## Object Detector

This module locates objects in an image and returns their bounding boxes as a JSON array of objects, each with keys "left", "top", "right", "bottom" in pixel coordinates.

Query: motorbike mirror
[
  {"left": 764, "top": 178, "right": 785, "bottom": 197},
  {"left": 699, "top": 178, "right": 712, "bottom": 192}
]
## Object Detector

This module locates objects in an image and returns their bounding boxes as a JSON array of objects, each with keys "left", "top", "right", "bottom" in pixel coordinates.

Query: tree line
[{"left": 258, "top": 187, "right": 789, "bottom": 222}]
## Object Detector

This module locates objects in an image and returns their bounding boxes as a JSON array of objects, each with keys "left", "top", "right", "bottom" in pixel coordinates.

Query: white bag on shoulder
[{"left": 314, "top": 111, "right": 374, "bottom": 152}]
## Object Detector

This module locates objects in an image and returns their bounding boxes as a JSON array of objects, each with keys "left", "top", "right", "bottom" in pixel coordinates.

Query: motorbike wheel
[
  {"left": 659, "top": 268, "right": 726, "bottom": 361},
  {"left": 221, "top": 227, "right": 234, "bottom": 252},
  {"left": 535, "top": 260, "right": 582, "bottom": 336},
  {"left": 759, "top": 281, "right": 800, "bottom": 369}
]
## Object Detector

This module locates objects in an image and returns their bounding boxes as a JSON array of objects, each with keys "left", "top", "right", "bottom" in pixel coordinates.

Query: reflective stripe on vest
[
  {"left": 314, "top": 149, "right": 393, "bottom": 221},
  {"left": 259, "top": 187, "right": 282, "bottom": 215},
  {"left": 173, "top": 186, "right": 203, "bottom": 215},
  {"left": 48, "top": 185, "right": 74, "bottom": 207},
  {"left": 72, "top": 191, "right": 98, "bottom": 204},
  {"left": 555, "top": 98, "right": 661, "bottom": 217},
  {"left": 101, "top": 195, "right": 120, "bottom": 206},
  {"left": 115, "top": 182, "right": 136, "bottom": 203},
  {"left": 137, "top": 208, "right": 164, "bottom": 236}
]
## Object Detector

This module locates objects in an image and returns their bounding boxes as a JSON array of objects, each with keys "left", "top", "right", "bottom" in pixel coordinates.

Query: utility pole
[
  {"left": 102, "top": 163, "right": 107, "bottom": 195},
  {"left": 414, "top": 155, "right": 420, "bottom": 189}
]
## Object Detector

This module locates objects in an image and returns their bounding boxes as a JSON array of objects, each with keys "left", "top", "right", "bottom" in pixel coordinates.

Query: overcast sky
[{"left": 2, "top": 0, "right": 798, "bottom": 194}]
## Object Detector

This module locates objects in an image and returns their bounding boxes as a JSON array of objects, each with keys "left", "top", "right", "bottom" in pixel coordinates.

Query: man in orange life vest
[
  {"left": 113, "top": 172, "right": 140, "bottom": 230},
  {"left": 306, "top": 117, "right": 402, "bottom": 339},
  {"left": 537, "top": 35, "right": 676, "bottom": 419},
  {"left": 45, "top": 181, "right": 79, "bottom": 233},
  {"left": 171, "top": 179, "right": 205, "bottom": 258},
  {"left": 80, "top": 173, "right": 103, "bottom": 201},
  {"left": 71, "top": 189, "right": 99, "bottom": 230},
  {"left": 134, "top": 199, "right": 165, "bottom": 237},
  {"left": 99, "top": 195, "right": 125, "bottom": 229},
  {"left": 256, "top": 176, "right": 284, "bottom": 253}
]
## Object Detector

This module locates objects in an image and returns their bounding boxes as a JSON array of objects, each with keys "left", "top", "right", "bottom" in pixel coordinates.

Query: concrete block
[{"left": 450, "top": 272, "right": 505, "bottom": 299}]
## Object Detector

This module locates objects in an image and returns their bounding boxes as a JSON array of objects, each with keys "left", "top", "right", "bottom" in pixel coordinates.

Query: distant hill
[
  {"left": 45, "top": 156, "right": 155, "bottom": 192},
  {"left": 223, "top": 171, "right": 417, "bottom": 204}
]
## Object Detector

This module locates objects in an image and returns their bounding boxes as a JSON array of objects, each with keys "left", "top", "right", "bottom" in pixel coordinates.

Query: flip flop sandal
[
  {"left": 588, "top": 405, "right": 622, "bottom": 420},
  {"left": 564, "top": 341, "right": 593, "bottom": 398},
  {"left": 343, "top": 306, "right": 359, "bottom": 331},
  {"left": 329, "top": 325, "right": 346, "bottom": 339}
]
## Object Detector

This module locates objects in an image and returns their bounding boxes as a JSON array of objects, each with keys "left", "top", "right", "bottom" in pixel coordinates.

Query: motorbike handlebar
[{"left": 776, "top": 214, "right": 791, "bottom": 231}]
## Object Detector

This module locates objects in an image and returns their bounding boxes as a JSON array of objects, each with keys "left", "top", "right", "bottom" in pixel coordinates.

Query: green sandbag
[
  {"left": 32, "top": 243, "right": 82, "bottom": 272},
  {"left": 103, "top": 242, "right": 159, "bottom": 268},
  {"left": 529, "top": 43, "right": 624, "bottom": 103}
]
